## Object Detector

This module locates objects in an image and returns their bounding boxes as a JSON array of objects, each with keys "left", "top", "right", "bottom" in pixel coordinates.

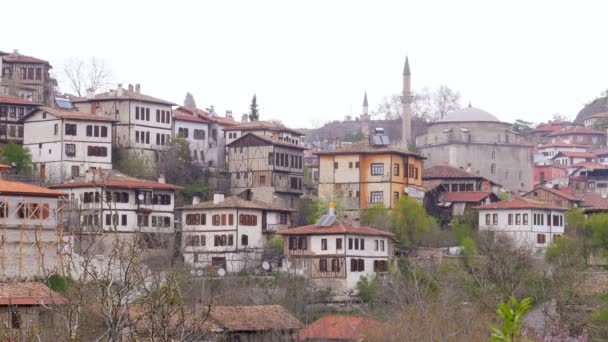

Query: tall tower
[
  {"left": 361, "top": 91, "right": 371, "bottom": 140},
  {"left": 402, "top": 56, "right": 412, "bottom": 147}
]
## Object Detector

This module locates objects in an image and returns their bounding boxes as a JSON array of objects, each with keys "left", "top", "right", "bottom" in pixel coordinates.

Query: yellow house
[{"left": 315, "top": 143, "right": 424, "bottom": 217}]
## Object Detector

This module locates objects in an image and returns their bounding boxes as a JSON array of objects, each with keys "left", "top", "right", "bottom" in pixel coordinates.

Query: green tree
[
  {"left": 306, "top": 199, "right": 324, "bottom": 224},
  {"left": 361, "top": 203, "right": 391, "bottom": 231},
  {"left": 0, "top": 142, "right": 33, "bottom": 175},
  {"left": 512, "top": 119, "right": 533, "bottom": 135},
  {"left": 344, "top": 131, "right": 365, "bottom": 142},
  {"left": 588, "top": 213, "right": 608, "bottom": 256},
  {"left": 489, "top": 296, "right": 532, "bottom": 342},
  {"left": 113, "top": 148, "right": 154, "bottom": 180},
  {"left": 356, "top": 275, "right": 378, "bottom": 303},
  {"left": 249, "top": 94, "right": 259, "bottom": 121},
  {"left": 451, "top": 209, "right": 478, "bottom": 243},
  {"left": 158, "top": 136, "right": 204, "bottom": 184},
  {"left": 390, "top": 197, "right": 433, "bottom": 252}
]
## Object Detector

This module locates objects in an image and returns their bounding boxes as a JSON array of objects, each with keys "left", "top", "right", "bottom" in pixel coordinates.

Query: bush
[{"left": 356, "top": 275, "right": 378, "bottom": 303}]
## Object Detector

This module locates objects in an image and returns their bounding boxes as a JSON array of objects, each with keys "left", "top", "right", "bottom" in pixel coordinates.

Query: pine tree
[
  {"left": 184, "top": 92, "right": 197, "bottom": 108},
  {"left": 249, "top": 94, "right": 259, "bottom": 121}
]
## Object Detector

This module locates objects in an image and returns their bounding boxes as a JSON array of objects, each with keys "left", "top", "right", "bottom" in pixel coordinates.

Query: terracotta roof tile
[
  {"left": 24, "top": 106, "right": 118, "bottom": 122},
  {"left": 474, "top": 198, "right": 566, "bottom": 211},
  {"left": 442, "top": 191, "right": 493, "bottom": 203},
  {"left": 587, "top": 112, "right": 608, "bottom": 120},
  {"left": 547, "top": 126, "right": 603, "bottom": 137},
  {"left": 423, "top": 165, "right": 480, "bottom": 179},
  {"left": 531, "top": 124, "right": 566, "bottom": 133},
  {"left": 2, "top": 52, "right": 49, "bottom": 64},
  {"left": 178, "top": 195, "right": 295, "bottom": 212},
  {"left": 209, "top": 305, "right": 302, "bottom": 332},
  {"left": 0, "top": 180, "right": 65, "bottom": 197},
  {"left": 176, "top": 106, "right": 238, "bottom": 126},
  {"left": 0, "top": 96, "right": 42, "bottom": 106},
  {"left": 570, "top": 162, "right": 608, "bottom": 170},
  {"left": 49, "top": 169, "right": 182, "bottom": 191},
  {"left": 552, "top": 151, "right": 597, "bottom": 159},
  {"left": 71, "top": 89, "right": 176, "bottom": 106},
  {"left": 227, "top": 132, "right": 307, "bottom": 150},
  {"left": 278, "top": 221, "right": 395, "bottom": 238},
  {"left": 0, "top": 282, "right": 67, "bottom": 305},
  {"left": 298, "top": 315, "right": 381, "bottom": 341},
  {"left": 536, "top": 142, "right": 588, "bottom": 149},
  {"left": 174, "top": 112, "right": 211, "bottom": 124},
  {"left": 524, "top": 186, "right": 579, "bottom": 202},
  {"left": 223, "top": 120, "right": 304, "bottom": 136}
]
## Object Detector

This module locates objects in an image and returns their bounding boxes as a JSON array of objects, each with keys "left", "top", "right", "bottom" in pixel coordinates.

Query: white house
[
  {"left": 552, "top": 151, "right": 597, "bottom": 166},
  {"left": 49, "top": 169, "right": 182, "bottom": 250},
  {"left": 179, "top": 194, "right": 294, "bottom": 273},
  {"left": 534, "top": 143, "right": 588, "bottom": 166},
  {"left": 72, "top": 84, "right": 176, "bottom": 166},
  {"left": 278, "top": 205, "right": 394, "bottom": 295},
  {"left": 224, "top": 120, "right": 305, "bottom": 147},
  {"left": 0, "top": 178, "right": 66, "bottom": 280},
  {"left": 475, "top": 198, "right": 566, "bottom": 251},
  {"left": 22, "top": 106, "right": 115, "bottom": 183}
]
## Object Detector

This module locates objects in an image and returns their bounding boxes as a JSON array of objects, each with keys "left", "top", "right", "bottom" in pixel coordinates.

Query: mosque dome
[{"left": 439, "top": 105, "right": 500, "bottom": 123}]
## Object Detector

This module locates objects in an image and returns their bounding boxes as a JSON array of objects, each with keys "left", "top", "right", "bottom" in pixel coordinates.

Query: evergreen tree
[
  {"left": 249, "top": 94, "right": 259, "bottom": 121},
  {"left": 0, "top": 142, "right": 33, "bottom": 175},
  {"left": 184, "top": 92, "right": 197, "bottom": 108}
]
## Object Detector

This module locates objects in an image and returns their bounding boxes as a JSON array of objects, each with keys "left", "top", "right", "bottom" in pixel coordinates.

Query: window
[
  {"left": 259, "top": 175, "right": 266, "bottom": 185},
  {"left": 355, "top": 161, "right": 360, "bottom": 168},
  {"left": 54, "top": 124, "right": 58, "bottom": 135},
  {"left": 334, "top": 162, "right": 338, "bottom": 169},
  {"left": 11, "top": 310, "right": 21, "bottom": 329},
  {"left": 137, "top": 215, "right": 149, "bottom": 227},
  {"left": 280, "top": 213, "right": 288, "bottom": 224},
  {"left": 490, "top": 164, "right": 496, "bottom": 175},
  {"left": 87, "top": 146, "right": 108, "bottom": 157},
  {"left": 242, "top": 234, "right": 248, "bottom": 246},
  {"left": 394, "top": 163, "right": 400, "bottom": 176},
  {"left": 185, "top": 235, "right": 200, "bottom": 247},
  {"left": 348, "top": 238, "right": 353, "bottom": 250},
  {"left": 321, "top": 238, "right": 327, "bottom": 250},
  {"left": 492, "top": 214, "right": 498, "bottom": 225},
  {"left": 288, "top": 236, "right": 308, "bottom": 250},
  {"left": 350, "top": 258, "right": 365, "bottom": 272},
  {"left": 485, "top": 214, "right": 491, "bottom": 225},
  {"left": 101, "top": 126, "right": 108, "bottom": 137},
  {"left": 374, "top": 260, "right": 387, "bottom": 272},
  {"left": 0, "top": 202, "right": 6, "bottom": 218},
  {"left": 186, "top": 214, "right": 201, "bottom": 225},
  {"left": 319, "top": 258, "right": 328, "bottom": 272},
  {"left": 371, "top": 163, "right": 384, "bottom": 175},
  {"left": 355, "top": 239, "right": 359, "bottom": 250},
  {"left": 374, "top": 240, "right": 379, "bottom": 251},
  {"left": 380, "top": 240, "right": 385, "bottom": 251},
  {"left": 65, "top": 144, "right": 76, "bottom": 157},
  {"left": 537, "top": 233, "right": 546, "bottom": 244},
  {"left": 65, "top": 123, "right": 77, "bottom": 136},
  {"left": 394, "top": 192, "right": 399, "bottom": 202},
  {"left": 121, "top": 214, "right": 127, "bottom": 226},
  {"left": 553, "top": 215, "right": 560, "bottom": 227},
  {"left": 229, "top": 214, "right": 234, "bottom": 225},
  {"left": 515, "top": 214, "right": 521, "bottom": 225},
  {"left": 523, "top": 214, "right": 528, "bottom": 225},
  {"left": 35, "top": 68, "right": 42, "bottom": 80},
  {"left": 370, "top": 191, "right": 383, "bottom": 204},
  {"left": 508, "top": 214, "right": 513, "bottom": 225},
  {"left": 349, "top": 162, "right": 353, "bottom": 168},
  {"left": 492, "top": 150, "right": 496, "bottom": 160},
  {"left": 336, "top": 238, "right": 342, "bottom": 250},
  {"left": 146, "top": 108, "right": 150, "bottom": 121},
  {"left": 194, "top": 129, "right": 205, "bottom": 140},
  {"left": 331, "top": 258, "right": 340, "bottom": 272},
  {"left": 136, "top": 107, "right": 140, "bottom": 120},
  {"left": 71, "top": 165, "right": 79, "bottom": 178}
]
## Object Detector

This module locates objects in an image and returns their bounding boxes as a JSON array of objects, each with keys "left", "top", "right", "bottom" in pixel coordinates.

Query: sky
[{"left": 3, "top": 0, "right": 608, "bottom": 129}]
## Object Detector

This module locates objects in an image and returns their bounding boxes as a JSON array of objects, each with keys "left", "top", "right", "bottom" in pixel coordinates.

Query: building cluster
[{"left": 1, "top": 49, "right": 608, "bottom": 337}]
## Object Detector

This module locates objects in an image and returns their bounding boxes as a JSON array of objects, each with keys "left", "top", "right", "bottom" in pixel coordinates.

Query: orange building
[{"left": 315, "top": 141, "right": 424, "bottom": 219}]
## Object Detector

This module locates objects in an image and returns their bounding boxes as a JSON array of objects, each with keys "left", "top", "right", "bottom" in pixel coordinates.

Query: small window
[
  {"left": 334, "top": 162, "right": 338, "bottom": 169},
  {"left": 371, "top": 163, "right": 384, "bottom": 176},
  {"left": 319, "top": 258, "right": 328, "bottom": 272},
  {"left": 336, "top": 238, "right": 342, "bottom": 250},
  {"left": 321, "top": 238, "right": 327, "bottom": 250},
  {"left": 485, "top": 214, "right": 491, "bottom": 225},
  {"left": 241, "top": 234, "right": 248, "bottom": 246},
  {"left": 537, "top": 233, "right": 546, "bottom": 244},
  {"left": 493, "top": 214, "right": 498, "bottom": 225},
  {"left": 515, "top": 214, "right": 521, "bottom": 225},
  {"left": 394, "top": 191, "right": 399, "bottom": 202},
  {"left": 394, "top": 163, "right": 400, "bottom": 176},
  {"left": 370, "top": 191, "right": 383, "bottom": 204}
]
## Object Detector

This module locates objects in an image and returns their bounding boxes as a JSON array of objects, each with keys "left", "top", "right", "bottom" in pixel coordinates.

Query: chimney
[
  {"left": 241, "top": 114, "right": 249, "bottom": 123},
  {"left": 85, "top": 169, "right": 96, "bottom": 182},
  {"left": 135, "top": 84, "right": 141, "bottom": 93},
  {"left": 158, "top": 174, "right": 166, "bottom": 184},
  {"left": 213, "top": 193, "right": 225, "bottom": 204},
  {"left": 117, "top": 84, "right": 123, "bottom": 96},
  {"left": 12, "top": 49, "right": 18, "bottom": 55},
  {"left": 225, "top": 110, "right": 233, "bottom": 119},
  {"left": 192, "top": 196, "right": 200, "bottom": 205},
  {"left": 329, "top": 202, "right": 336, "bottom": 216},
  {"left": 86, "top": 88, "right": 95, "bottom": 99},
  {"left": 128, "top": 84, "right": 134, "bottom": 92}
]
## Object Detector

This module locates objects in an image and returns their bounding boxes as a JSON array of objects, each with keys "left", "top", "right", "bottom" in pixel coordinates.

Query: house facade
[
  {"left": 224, "top": 120, "right": 305, "bottom": 147},
  {"left": 533, "top": 143, "right": 588, "bottom": 165},
  {"left": 546, "top": 125, "right": 605, "bottom": 147},
  {"left": 180, "top": 194, "right": 293, "bottom": 273},
  {"left": 0, "top": 180, "right": 65, "bottom": 280},
  {"left": 522, "top": 185, "right": 580, "bottom": 209},
  {"left": 227, "top": 133, "right": 306, "bottom": 210},
  {"left": 0, "top": 96, "right": 40, "bottom": 144},
  {"left": 475, "top": 198, "right": 566, "bottom": 251},
  {"left": 72, "top": 84, "right": 176, "bottom": 166},
  {"left": 49, "top": 169, "right": 182, "bottom": 250},
  {"left": 534, "top": 164, "right": 567, "bottom": 185},
  {"left": 22, "top": 107, "right": 115, "bottom": 183},
  {"left": 0, "top": 50, "right": 56, "bottom": 106},
  {"left": 279, "top": 210, "right": 394, "bottom": 295},
  {"left": 552, "top": 151, "right": 596, "bottom": 166}
]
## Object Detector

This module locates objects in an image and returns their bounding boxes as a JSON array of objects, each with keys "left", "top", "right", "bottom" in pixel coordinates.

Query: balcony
[{"left": 274, "top": 185, "right": 303, "bottom": 195}]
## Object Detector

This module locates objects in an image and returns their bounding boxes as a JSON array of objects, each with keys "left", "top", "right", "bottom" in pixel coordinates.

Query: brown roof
[
  {"left": 0, "top": 96, "right": 42, "bottom": 106},
  {"left": 0, "top": 282, "right": 67, "bottom": 305},
  {"left": 0, "top": 179, "right": 65, "bottom": 197},
  {"left": 580, "top": 193, "right": 608, "bottom": 210},
  {"left": 49, "top": 169, "right": 182, "bottom": 191},
  {"left": 552, "top": 151, "right": 597, "bottom": 159},
  {"left": 2, "top": 52, "right": 49, "bottom": 64},
  {"left": 278, "top": 221, "right": 395, "bottom": 238},
  {"left": 474, "top": 198, "right": 566, "bottom": 211},
  {"left": 421, "top": 180, "right": 444, "bottom": 191},
  {"left": 524, "top": 186, "right": 579, "bottom": 202},
  {"left": 423, "top": 165, "right": 480, "bottom": 179},
  {"left": 547, "top": 126, "right": 604, "bottom": 137},
  {"left": 531, "top": 124, "right": 567, "bottom": 134},
  {"left": 227, "top": 132, "right": 307, "bottom": 150},
  {"left": 315, "top": 142, "right": 423, "bottom": 159},
  {"left": 536, "top": 142, "right": 588, "bottom": 149},
  {"left": 174, "top": 112, "right": 211, "bottom": 124},
  {"left": 176, "top": 106, "right": 239, "bottom": 126},
  {"left": 23, "top": 106, "right": 118, "bottom": 122},
  {"left": 71, "top": 89, "right": 176, "bottom": 106},
  {"left": 570, "top": 162, "right": 608, "bottom": 170},
  {"left": 0, "top": 163, "right": 11, "bottom": 170},
  {"left": 209, "top": 305, "right": 303, "bottom": 332},
  {"left": 223, "top": 120, "right": 304, "bottom": 136},
  {"left": 442, "top": 191, "right": 493, "bottom": 203},
  {"left": 587, "top": 112, "right": 608, "bottom": 120},
  {"left": 298, "top": 315, "right": 381, "bottom": 341},
  {"left": 179, "top": 195, "right": 295, "bottom": 212}
]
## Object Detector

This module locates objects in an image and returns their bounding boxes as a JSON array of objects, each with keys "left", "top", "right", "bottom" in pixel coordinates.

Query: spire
[
  {"left": 363, "top": 91, "right": 368, "bottom": 107},
  {"left": 403, "top": 56, "right": 411, "bottom": 76}
]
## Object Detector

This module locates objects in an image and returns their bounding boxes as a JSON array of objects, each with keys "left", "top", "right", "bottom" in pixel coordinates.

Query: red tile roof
[
  {"left": 0, "top": 180, "right": 65, "bottom": 197},
  {"left": 587, "top": 112, "right": 608, "bottom": 120},
  {"left": 0, "top": 163, "right": 11, "bottom": 171},
  {"left": 547, "top": 126, "right": 604, "bottom": 137},
  {"left": 71, "top": 89, "right": 176, "bottom": 106},
  {"left": 552, "top": 151, "right": 597, "bottom": 159},
  {"left": 2, "top": 52, "right": 49, "bottom": 64},
  {"left": 223, "top": 120, "right": 304, "bottom": 136},
  {"left": 174, "top": 112, "right": 211, "bottom": 124},
  {"left": 227, "top": 132, "right": 307, "bottom": 150},
  {"left": 580, "top": 193, "right": 608, "bottom": 209},
  {"left": 442, "top": 191, "right": 493, "bottom": 203},
  {"left": 474, "top": 198, "right": 566, "bottom": 211},
  {"left": 278, "top": 221, "right": 395, "bottom": 238},
  {"left": 315, "top": 141, "right": 423, "bottom": 159},
  {"left": 0, "top": 282, "right": 67, "bottom": 306},
  {"left": 209, "top": 305, "right": 303, "bottom": 332},
  {"left": 570, "top": 162, "right": 608, "bottom": 170},
  {"left": 536, "top": 142, "right": 588, "bottom": 149},
  {"left": 24, "top": 106, "right": 117, "bottom": 122},
  {"left": 176, "top": 106, "right": 239, "bottom": 126},
  {"left": 423, "top": 165, "right": 480, "bottom": 179},
  {"left": 531, "top": 124, "right": 567, "bottom": 133},
  {"left": 179, "top": 195, "right": 295, "bottom": 212},
  {"left": 49, "top": 169, "right": 182, "bottom": 191},
  {"left": 0, "top": 96, "right": 42, "bottom": 106},
  {"left": 298, "top": 315, "right": 380, "bottom": 341}
]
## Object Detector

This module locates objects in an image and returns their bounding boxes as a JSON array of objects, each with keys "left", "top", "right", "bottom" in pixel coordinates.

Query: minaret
[
  {"left": 402, "top": 56, "right": 412, "bottom": 147},
  {"left": 362, "top": 91, "right": 369, "bottom": 115},
  {"left": 361, "top": 91, "right": 371, "bottom": 140}
]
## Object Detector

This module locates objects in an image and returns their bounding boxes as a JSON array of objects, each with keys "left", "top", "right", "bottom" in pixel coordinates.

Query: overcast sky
[{"left": 3, "top": 0, "right": 608, "bottom": 128}]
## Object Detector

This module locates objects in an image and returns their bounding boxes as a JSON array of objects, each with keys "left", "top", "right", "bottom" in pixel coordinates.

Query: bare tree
[
  {"left": 373, "top": 85, "right": 460, "bottom": 121},
  {"left": 433, "top": 85, "right": 461, "bottom": 120},
  {"left": 62, "top": 57, "right": 113, "bottom": 97}
]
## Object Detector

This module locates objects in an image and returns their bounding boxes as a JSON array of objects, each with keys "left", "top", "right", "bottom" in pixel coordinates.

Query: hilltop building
[
  {"left": 0, "top": 96, "right": 41, "bottom": 145},
  {"left": 0, "top": 50, "right": 56, "bottom": 106}
]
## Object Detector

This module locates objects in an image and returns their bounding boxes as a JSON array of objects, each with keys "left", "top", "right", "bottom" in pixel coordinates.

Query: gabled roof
[
  {"left": 278, "top": 221, "right": 395, "bottom": 238},
  {"left": 579, "top": 193, "right": 608, "bottom": 208},
  {"left": 474, "top": 198, "right": 566, "bottom": 211},
  {"left": 0, "top": 96, "right": 42, "bottom": 106},
  {"left": 315, "top": 141, "right": 423, "bottom": 159},
  {"left": 22, "top": 106, "right": 118, "bottom": 122},
  {"left": 524, "top": 186, "right": 579, "bottom": 202},
  {"left": 423, "top": 165, "right": 480, "bottom": 179},
  {"left": 175, "top": 106, "right": 238, "bottom": 126},
  {"left": 71, "top": 89, "right": 176, "bottom": 106},
  {"left": 2, "top": 51, "right": 49, "bottom": 65},
  {"left": 547, "top": 126, "right": 604, "bottom": 137},
  {"left": 0, "top": 282, "right": 67, "bottom": 306},
  {"left": 49, "top": 169, "right": 182, "bottom": 191},
  {"left": 178, "top": 195, "right": 295, "bottom": 212},
  {"left": 0, "top": 179, "right": 65, "bottom": 197},
  {"left": 227, "top": 132, "right": 307, "bottom": 150},
  {"left": 531, "top": 124, "right": 568, "bottom": 134},
  {"left": 298, "top": 315, "right": 381, "bottom": 341},
  {"left": 442, "top": 191, "right": 494, "bottom": 203},
  {"left": 536, "top": 142, "right": 588, "bottom": 149},
  {"left": 209, "top": 305, "right": 302, "bottom": 332},
  {"left": 586, "top": 112, "right": 608, "bottom": 120},
  {"left": 173, "top": 112, "right": 210, "bottom": 124},
  {"left": 552, "top": 151, "right": 597, "bottom": 159},
  {"left": 223, "top": 120, "right": 304, "bottom": 136}
]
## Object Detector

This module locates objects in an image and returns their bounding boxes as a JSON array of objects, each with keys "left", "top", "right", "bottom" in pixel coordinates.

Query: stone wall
[{"left": 578, "top": 270, "right": 608, "bottom": 295}]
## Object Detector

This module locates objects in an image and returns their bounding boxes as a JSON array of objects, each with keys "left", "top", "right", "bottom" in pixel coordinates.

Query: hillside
[{"left": 575, "top": 94, "right": 608, "bottom": 124}]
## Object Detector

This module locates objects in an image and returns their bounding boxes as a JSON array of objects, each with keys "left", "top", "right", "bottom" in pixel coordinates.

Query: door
[
  {"left": 39, "top": 163, "right": 46, "bottom": 179},
  {"left": 262, "top": 210, "right": 267, "bottom": 231}
]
